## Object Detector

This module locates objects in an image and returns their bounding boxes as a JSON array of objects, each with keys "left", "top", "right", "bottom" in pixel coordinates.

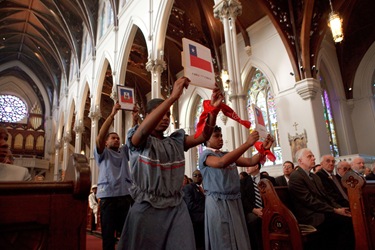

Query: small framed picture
[{"left": 117, "top": 85, "right": 135, "bottom": 111}]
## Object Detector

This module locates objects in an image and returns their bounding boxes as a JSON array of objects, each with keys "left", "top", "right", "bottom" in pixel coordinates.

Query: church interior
[{"left": 0, "top": 0, "right": 375, "bottom": 248}]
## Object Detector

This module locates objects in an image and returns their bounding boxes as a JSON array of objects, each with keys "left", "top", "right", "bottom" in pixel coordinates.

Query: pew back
[
  {"left": 342, "top": 171, "right": 375, "bottom": 250},
  {"left": 259, "top": 179, "right": 304, "bottom": 250},
  {"left": 0, "top": 153, "right": 90, "bottom": 250}
]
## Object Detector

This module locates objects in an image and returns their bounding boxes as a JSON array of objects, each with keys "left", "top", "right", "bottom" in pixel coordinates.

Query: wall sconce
[
  {"left": 328, "top": 0, "right": 343, "bottom": 43},
  {"left": 221, "top": 69, "right": 230, "bottom": 92}
]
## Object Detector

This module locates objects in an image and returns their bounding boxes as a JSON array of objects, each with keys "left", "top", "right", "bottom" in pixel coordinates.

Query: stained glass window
[
  {"left": 246, "top": 68, "right": 282, "bottom": 165},
  {"left": 0, "top": 95, "right": 28, "bottom": 123},
  {"left": 321, "top": 90, "right": 339, "bottom": 156}
]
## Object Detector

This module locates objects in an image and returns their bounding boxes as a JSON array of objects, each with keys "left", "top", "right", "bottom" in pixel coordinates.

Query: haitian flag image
[
  {"left": 120, "top": 89, "right": 133, "bottom": 103},
  {"left": 117, "top": 85, "right": 135, "bottom": 110},
  {"left": 182, "top": 38, "right": 215, "bottom": 89}
]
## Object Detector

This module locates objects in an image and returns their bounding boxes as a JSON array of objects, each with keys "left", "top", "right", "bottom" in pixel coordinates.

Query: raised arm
[
  {"left": 96, "top": 102, "right": 121, "bottom": 153},
  {"left": 205, "top": 131, "right": 259, "bottom": 169},
  {"left": 184, "top": 85, "right": 224, "bottom": 150},
  {"left": 131, "top": 77, "right": 190, "bottom": 147},
  {"left": 236, "top": 134, "right": 275, "bottom": 167}
]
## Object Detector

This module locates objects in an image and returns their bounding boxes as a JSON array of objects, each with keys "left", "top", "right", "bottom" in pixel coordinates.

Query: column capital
[
  {"left": 89, "top": 104, "right": 101, "bottom": 120},
  {"left": 146, "top": 59, "right": 166, "bottom": 74},
  {"left": 63, "top": 131, "right": 72, "bottom": 143},
  {"left": 55, "top": 138, "right": 62, "bottom": 150},
  {"left": 295, "top": 78, "right": 321, "bottom": 100},
  {"left": 213, "top": 0, "right": 242, "bottom": 20}
]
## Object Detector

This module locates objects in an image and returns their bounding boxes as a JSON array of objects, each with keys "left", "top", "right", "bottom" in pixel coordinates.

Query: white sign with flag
[
  {"left": 182, "top": 38, "right": 215, "bottom": 89},
  {"left": 252, "top": 104, "right": 268, "bottom": 138}
]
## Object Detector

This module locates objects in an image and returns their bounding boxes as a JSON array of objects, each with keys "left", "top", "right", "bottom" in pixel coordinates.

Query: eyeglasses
[
  {"left": 341, "top": 167, "right": 349, "bottom": 171},
  {"left": 193, "top": 174, "right": 202, "bottom": 177}
]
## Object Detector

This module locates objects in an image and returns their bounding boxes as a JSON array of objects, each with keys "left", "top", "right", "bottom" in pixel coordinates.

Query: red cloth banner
[{"left": 194, "top": 100, "right": 250, "bottom": 138}]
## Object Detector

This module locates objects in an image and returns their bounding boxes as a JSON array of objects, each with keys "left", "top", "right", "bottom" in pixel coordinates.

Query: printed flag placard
[
  {"left": 117, "top": 85, "right": 135, "bottom": 111},
  {"left": 252, "top": 104, "right": 268, "bottom": 138},
  {"left": 182, "top": 38, "right": 215, "bottom": 89}
]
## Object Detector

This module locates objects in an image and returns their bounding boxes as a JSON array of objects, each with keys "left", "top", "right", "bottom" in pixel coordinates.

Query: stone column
[
  {"left": 89, "top": 105, "right": 101, "bottom": 184},
  {"left": 54, "top": 138, "right": 62, "bottom": 181},
  {"left": 62, "top": 131, "right": 72, "bottom": 178},
  {"left": 146, "top": 56, "right": 166, "bottom": 99},
  {"left": 214, "top": 0, "right": 246, "bottom": 148},
  {"left": 74, "top": 119, "right": 85, "bottom": 154}
]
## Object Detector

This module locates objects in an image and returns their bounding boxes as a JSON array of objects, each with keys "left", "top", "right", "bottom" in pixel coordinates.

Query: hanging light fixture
[{"left": 328, "top": 0, "right": 343, "bottom": 43}]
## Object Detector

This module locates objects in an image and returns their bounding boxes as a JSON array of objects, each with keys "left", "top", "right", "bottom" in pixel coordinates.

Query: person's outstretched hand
[
  {"left": 111, "top": 102, "right": 121, "bottom": 116},
  {"left": 263, "top": 134, "right": 275, "bottom": 150},
  {"left": 210, "top": 84, "right": 224, "bottom": 108},
  {"left": 247, "top": 130, "right": 260, "bottom": 146},
  {"left": 170, "top": 77, "right": 190, "bottom": 101}
]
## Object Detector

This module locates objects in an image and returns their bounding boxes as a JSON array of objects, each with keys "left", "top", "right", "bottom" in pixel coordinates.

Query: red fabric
[
  {"left": 194, "top": 101, "right": 251, "bottom": 138},
  {"left": 254, "top": 141, "right": 276, "bottom": 164}
]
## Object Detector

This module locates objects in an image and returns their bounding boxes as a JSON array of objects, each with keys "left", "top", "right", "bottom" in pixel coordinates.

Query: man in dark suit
[
  {"left": 275, "top": 160, "right": 295, "bottom": 186},
  {"left": 183, "top": 170, "right": 205, "bottom": 250},
  {"left": 289, "top": 148, "right": 354, "bottom": 250},
  {"left": 240, "top": 165, "right": 263, "bottom": 250},
  {"left": 316, "top": 155, "right": 349, "bottom": 207},
  {"left": 366, "top": 164, "right": 375, "bottom": 180}
]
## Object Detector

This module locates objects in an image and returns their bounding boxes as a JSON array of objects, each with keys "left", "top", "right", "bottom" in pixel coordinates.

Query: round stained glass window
[{"left": 0, "top": 95, "right": 28, "bottom": 122}]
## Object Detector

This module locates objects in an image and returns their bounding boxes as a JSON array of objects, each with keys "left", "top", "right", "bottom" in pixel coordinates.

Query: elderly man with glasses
[{"left": 316, "top": 155, "right": 349, "bottom": 207}]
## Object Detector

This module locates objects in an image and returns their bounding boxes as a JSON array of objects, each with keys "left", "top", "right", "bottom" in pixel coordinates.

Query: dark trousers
[
  {"left": 90, "top": 212, "right": 96, "bottom": 231},
  {"left": 192, "top": 221, "right": 205, "bottom": 250},
  {"left": 100, "top": 195, "right": 134, "bottom": 250},
  {"left": 245, "top": 213, "right": 263, "bottom": 250},
  {"left": 315, "top": 213, "right": 354, "bottom": 250}
]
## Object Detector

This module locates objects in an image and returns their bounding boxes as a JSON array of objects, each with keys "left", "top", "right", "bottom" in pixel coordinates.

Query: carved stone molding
[{"left": 295, "top": 78, "right": 321, "bottom": 100}]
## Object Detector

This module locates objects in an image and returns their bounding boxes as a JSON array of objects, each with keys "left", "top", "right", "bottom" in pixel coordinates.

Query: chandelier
[{"left": 328, "top": 0, "right": 343, "bottom": 43}]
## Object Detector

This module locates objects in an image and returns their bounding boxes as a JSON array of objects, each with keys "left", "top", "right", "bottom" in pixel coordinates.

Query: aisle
[{"left": 86, "top": 233, "right": 102, "bottom": 250}]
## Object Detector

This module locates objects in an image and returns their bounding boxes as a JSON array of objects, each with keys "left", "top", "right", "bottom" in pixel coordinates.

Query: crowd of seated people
[{"left": 177, "top": 151, "right": 374, "bottom": 250}]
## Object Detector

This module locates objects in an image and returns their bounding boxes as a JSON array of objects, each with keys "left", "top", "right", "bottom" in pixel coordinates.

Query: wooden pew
[
  {"left": 0, "top": 153, "right": 91, "bottom": 250},
  {"left": 342, "top": 171, "right": 375, "bottom": 250},
  {"left": 259, "top": 179, "right": 317, "bottom": 250}
]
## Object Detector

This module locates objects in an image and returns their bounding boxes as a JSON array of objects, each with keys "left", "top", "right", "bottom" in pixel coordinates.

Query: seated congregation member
[
  {"left": 364, "top": 167, "right": 372, "bottom": 178},
  {"left": 275, "top": 160, "right": 294, "bottom": 186},
  {"left": 183, "top": 170, "right": 205, "bottom": 250},
  {"left": 117, "top": 77, "right": 223, "bottom": 250},
  {"left": 351, "top": 156, "right": 365, "bottom": 176},
  {"left": 335, "top": 161, "right": 351, "bottom": 194},
  {"left": 240, "top": 164, "right": 266, "bottom": 250},
  {"left": 0, "top": 126, "right": 31, "bottom": 181},
  {"left": 199, "top": 125, "right": 274, "bottom": 250},
  {"left": 316, "top": 155, "right": 349, "bottom": 207},
  {"left": 312, "top": 163, "right": 322, "bottom": 173},
  {"left": 239, "top": 171, "right": 248, "bottom": 180},
  {"left": 94, "top": 102, "right": 134, "bottom": 250},
  {"left": 289, "top": 148, "right": 354, "bottom": 250},
  {"left": 250, "top": 162, "right": 277, "bottom": 186},
  {"left": 365, "top": 163, "right": 375, "bottom": 180}
]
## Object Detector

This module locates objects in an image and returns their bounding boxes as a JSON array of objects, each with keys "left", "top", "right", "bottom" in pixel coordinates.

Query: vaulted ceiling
[{"left": 0, "top": 0, "right": 374, "bottom": 118}]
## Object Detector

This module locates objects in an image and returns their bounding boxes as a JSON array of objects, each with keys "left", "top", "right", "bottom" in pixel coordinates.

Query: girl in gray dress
[
  {"left": 199, "top": 126, "right": 273, "bottom": 250},
  {"left": 117, "top": 77, "right": 223, "bottom": 250}
]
